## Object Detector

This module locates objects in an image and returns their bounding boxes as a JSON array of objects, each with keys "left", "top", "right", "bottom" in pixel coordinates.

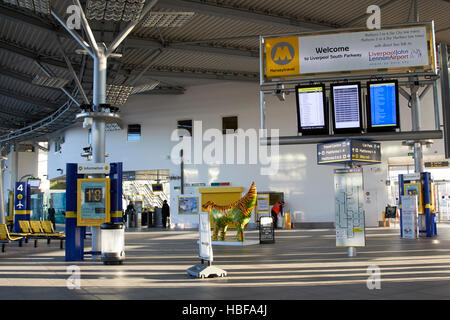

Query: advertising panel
[{"left": 263, "top": 23, "right": 436, "bottom": 79}]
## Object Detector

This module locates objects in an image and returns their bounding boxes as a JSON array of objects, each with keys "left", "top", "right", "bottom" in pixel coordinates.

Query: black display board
[
  {"left": 366, "top": 80, "right": 400, "bottom": 132},
  {"left": 317, "top": 139, "right": 381, "bottom": 165},
  {"left": 259, "top": 216, "right": 275, "bottom": 244},
  {"left": 330, "top": 82, "right": 363, "bottom": 134},
  {"left": 295, "top": 84, "right": 329, "bottom": 135}
]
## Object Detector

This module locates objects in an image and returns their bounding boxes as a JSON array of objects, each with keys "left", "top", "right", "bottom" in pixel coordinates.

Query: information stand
[
  {"left": 334, "top": 167, "right": 366, "bottom": 249},
  {"left": 259, "top": 216, "right": 275, "bottom": 244},
  {"left": 401, "top": 195, "right": 419, "bottom": 239},
  {"left": 187, "top": 212, "right": 227, "bottom": 278}
]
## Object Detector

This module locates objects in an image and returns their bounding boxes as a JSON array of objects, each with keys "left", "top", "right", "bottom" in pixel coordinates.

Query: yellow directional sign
[{"left": 265, "top": 37, "right": 299, "bottom": 78}]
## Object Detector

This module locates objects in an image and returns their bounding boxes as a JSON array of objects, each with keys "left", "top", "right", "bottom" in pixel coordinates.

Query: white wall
[{"left": 47, "top": 80, "right": 445, "bottom": 228}]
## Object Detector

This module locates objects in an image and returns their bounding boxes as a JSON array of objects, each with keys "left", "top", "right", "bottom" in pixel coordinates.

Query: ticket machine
[
  {"left": 65, "top": 162, "right": 123, "bottom": 261},
  {"left": 398, "top": 172, "right": 437, "bottom": 238}
]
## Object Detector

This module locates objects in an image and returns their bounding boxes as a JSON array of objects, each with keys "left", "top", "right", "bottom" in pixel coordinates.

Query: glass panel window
[
  {"left": 128, "top": 124, "right": 141, "bottom": 141},
  {"left": 222, "top": 116, "right": 238, "bottom": 134},
  {"left": 177, "top": 120, "right": 192, "bottom": 136}
]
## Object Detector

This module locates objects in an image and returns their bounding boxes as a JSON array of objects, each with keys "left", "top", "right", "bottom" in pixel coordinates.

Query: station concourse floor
[{"left": 1, "top": 224, "right": 450, "bottom": 300}]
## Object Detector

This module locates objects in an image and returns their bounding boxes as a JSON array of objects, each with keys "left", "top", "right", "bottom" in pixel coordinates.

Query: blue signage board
[
  {"left": 367, "top": 80, "right": 400, "bottom": 132},
  {"left": 14, "top": 182, "right": 28, "bottom": 211}
]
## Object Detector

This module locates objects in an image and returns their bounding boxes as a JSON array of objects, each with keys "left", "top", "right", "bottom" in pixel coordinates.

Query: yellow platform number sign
[{"left": 265, "top": 37, "right": 299, "bottom": 78}]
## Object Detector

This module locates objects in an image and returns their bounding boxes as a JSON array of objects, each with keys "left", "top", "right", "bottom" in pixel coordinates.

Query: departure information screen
[
  {"left": 296, "top": 84, "right": 328, "bottom": 135},
  {"left": 85, "top": 188, "right": 103, "bottom": 203},
  {"left": 367, "top": 81, "right": 399, "bottom": 131},
  {"left": 331, "top": 83, "right": 362, "bottom": 132}
]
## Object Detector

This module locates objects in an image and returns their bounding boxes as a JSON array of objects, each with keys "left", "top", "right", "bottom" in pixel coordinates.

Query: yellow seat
[
  {"left": 0, "top": 224, "right": 24, "bottom": 252},
  {"left": 41, "top": 221, "right": 64, "bottom": 236},
  {"left": 19, "top": 220, "right": 33, "bottom": 234},
  {"left": 31, "top": 221, "right": 65, "bottom": 249}
]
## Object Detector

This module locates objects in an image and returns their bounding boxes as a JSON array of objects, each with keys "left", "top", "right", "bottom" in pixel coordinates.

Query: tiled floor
[{"left": 0, "top": 224, "right": 450, "bottom": 300}]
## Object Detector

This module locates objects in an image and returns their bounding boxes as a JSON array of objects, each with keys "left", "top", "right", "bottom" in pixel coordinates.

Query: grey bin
[{"left": 100, "top": 222, "right": 125, "bottom": 265}]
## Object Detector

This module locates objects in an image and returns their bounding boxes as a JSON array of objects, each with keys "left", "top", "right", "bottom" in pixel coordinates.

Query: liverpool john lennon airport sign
[{"left": 261, "top": 22, "right": 437, "bottom": 80}]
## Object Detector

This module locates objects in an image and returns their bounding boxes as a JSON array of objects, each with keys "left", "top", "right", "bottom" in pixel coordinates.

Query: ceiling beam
[
  {"left": 134, "top": 86, "right": 186, "bottom": 95},
  {"left": 157, "top": 0, "right": 335, "bottom": 31},
  {"left": 0, "top": 88, "right": 59, "bottom": 111},
  {"left": 144, "top": 67, "right": 259, "bottom": 81},
  {"left": 125, "top": 37, "right": 258, "bottom": 58},
  {"left": 0, "top": 39, "right": 68, "bottom": 69},
  {"left": 0, "top": 104, "right": 40, "bottom": 121},
  {"left": 0, "top": 37, "right": 258, "bottom": 82},
  {"left": 0, "top": 65, "right": 64, "bottom": 94},
  {"left": 0, "top": 6, "right": 260, "bottom": 59}
]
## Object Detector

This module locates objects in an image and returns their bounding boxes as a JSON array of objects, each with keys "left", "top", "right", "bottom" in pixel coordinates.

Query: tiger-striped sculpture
[{"left": 202, "top": 182, "right": 257, "bottom": 242}]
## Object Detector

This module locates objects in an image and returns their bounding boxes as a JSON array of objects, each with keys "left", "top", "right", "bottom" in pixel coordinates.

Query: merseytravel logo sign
[{"left": 265, "top": 37, "right": 299, "bottom": 78}]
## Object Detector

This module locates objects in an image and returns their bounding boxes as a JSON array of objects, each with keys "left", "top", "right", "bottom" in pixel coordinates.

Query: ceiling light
[
  {"left": 2, "top": 0, "right": 51, "bottom": 14},
  {"left": 32, "top": 75, "right": 70, "bottom": 89},
  {"left": 86, "top": 0, "right": 146, "bottom": 22},
  {"left": 141, "top": 12, "right": 195, "bottom": 28},
  {"left": 106, "top": 84, "right": 134, "bottom": 105},
  {"left": 131, "top": 81, "right": 160, "bottom": 94}
]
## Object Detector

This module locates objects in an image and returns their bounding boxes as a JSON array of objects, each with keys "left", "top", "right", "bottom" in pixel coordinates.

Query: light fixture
[
  {"left": 86, "top": 0, "right": 146, "bottom": 22},
  {"left": 2, "top": 0, "right": 51, "bottom": 15},
  {"left": 131, "top": 81, "right": 160, "bottom": 94},
  {"left": 141, "top": 11, "right": 195, "bottom": 28},
  {"left": 106, "top": 84, "right": 134, "bottom": 105},
  {"left": 32, "top": 75, "right": 70, "bottom": 89}
]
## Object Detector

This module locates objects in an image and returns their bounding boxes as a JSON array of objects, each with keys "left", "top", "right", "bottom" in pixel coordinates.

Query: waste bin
[{"left": 101, "top": 222, "right": 125, "bottom": 265}]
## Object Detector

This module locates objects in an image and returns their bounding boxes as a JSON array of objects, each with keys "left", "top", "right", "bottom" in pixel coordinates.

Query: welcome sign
[{"left": 263, "top": 23, "right": 435, "bottom": 79}]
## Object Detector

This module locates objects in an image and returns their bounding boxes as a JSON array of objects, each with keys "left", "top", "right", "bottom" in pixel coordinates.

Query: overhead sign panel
[
  {"left": 264, "top": 37, "right": 300, "bottom": 78},
  {"left": 317, "top": 140, "right": 352, "bottom": 164},
  {"left": 262, "top": 23, "right": 436, "bottom": 80},
  {"left": 318, "top": 140, "right": 381, "bottom": 165},
  {"left": 298, "top": 26, "right": 429, "bottom": 74},
  {"left": 351, "top": 141, "right": 381, "bottom": 163}
]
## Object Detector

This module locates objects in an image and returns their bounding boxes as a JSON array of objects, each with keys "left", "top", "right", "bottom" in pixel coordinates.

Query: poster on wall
[
  {"left": 256, "top": 194, "right": 270, "bottom": 222},
  {"left": 334, "top": 167, "right": 366, "bottom": 247},
  {"left": 178, "top": 196, "right": 199, "bottom": 215}
]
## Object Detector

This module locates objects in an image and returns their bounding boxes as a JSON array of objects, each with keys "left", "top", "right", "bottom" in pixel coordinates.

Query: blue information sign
[{"left": 367, "top": 80, "right": 400, "bottom": 132}]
